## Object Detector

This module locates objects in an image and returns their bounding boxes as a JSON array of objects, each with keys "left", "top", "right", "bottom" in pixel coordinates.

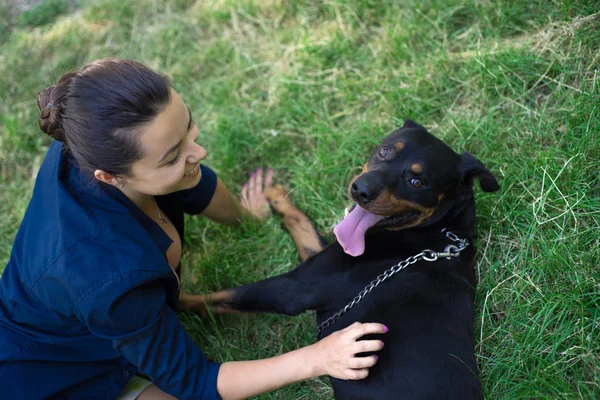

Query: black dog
[{"left": 205, "top": 119, "right": 499, "bottom": 399}]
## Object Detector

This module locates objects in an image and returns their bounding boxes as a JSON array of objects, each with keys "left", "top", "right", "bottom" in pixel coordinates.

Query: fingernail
[
  {"left": 375, "top": 355, "right": 379, "bottom": 361},
  {"left": 257, "top": 167, "right": 262, "bottom": 172},
  {"left": 381, "top": 342, "right": 385, "bottom": 348},
  {"left": 244, "top": 183, "right": 248, "bottom": 188},
  {"left": 268, "top": 168, "right": 273, "bottom": 173},
  {"left": 251, "top": 173, "right": 255, "bottom": 178},
  {"left": 383, "top": 325, "right": 388, "bottom": 333}
]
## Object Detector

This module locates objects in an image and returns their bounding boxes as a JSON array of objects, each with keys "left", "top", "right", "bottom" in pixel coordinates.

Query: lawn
[{"left": 0, "top": 0, "right": 599, "bottom": 398}]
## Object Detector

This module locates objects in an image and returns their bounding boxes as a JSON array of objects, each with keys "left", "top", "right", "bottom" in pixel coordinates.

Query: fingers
[
  {"left": 255, "top": 167, "right": 263, "bottom": 195},
  {"left": 346, "top": 322, "right": 388, "bottom": 340},
  {"left": 240, "top": 167, "right": 276, "bottom": 219},
  {"left": 352, "top": 339, "right": 385, "bottom": 354},
  {"left": 345, "top": 369, "right": 370, "bottom": 380},
  {"left": 241, "top": 183, "right": 249, "bottom": 208},
  {"left": 248, "top": 172, "right": 256, "bottom": 200},
  {"left": 265, "top": 168, "right": 274, "bottom": 189},
  {"left": 349, "top": 355, "right": 379, "bottom": 369},
  {"left": 341, "top": 321, "right": 361, "bottom": 332}
]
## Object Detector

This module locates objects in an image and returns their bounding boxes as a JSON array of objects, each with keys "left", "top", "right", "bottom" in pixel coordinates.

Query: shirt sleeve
[
  {"left": 180, "top": 164, "right": 218, "bottom": 215},
  {"left": 75, "top": 271, "right": 221, "bottom": 400}
]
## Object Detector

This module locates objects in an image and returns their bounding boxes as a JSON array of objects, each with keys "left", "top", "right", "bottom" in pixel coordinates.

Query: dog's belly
[
  {"left": 317, "top": 268, "right": 482, "bottom": 400},
  {"left": 331, "top": 365, "right": 482, "bottom": 400}
]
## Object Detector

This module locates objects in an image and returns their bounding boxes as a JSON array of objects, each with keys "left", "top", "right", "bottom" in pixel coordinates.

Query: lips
[{"left": 184, "top": 163, "right": 200, "bottom": 177}]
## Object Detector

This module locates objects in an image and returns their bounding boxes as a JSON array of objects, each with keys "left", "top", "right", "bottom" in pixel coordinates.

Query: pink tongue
[{"left": 334, "top": 205, "right": 385, "bottom": 257}]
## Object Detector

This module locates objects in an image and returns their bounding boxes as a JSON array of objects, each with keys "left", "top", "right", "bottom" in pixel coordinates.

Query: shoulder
[
  {"left": 26, "top": 229, "right": 170, "bottom": 316},
  {"left": 180, "top": 164, "right": 218, "bottom": 214}
]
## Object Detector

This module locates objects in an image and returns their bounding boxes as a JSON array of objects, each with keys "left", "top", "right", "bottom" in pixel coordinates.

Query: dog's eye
[
  {"left": 378, "top": 147, "right": 389, "bottom": 158},
  {"left": 410, "top": 178, "right": 423, "bottom": 188}
]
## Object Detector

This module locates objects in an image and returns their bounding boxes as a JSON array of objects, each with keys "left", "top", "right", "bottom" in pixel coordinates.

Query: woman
[{"left": 0, "top": 59, "right": 386, "bottom": 400}]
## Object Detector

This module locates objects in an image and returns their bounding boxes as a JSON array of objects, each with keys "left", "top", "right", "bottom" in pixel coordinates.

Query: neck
[
  {"left": 421, "top": 192, "right": 477, "bottom": 238},
  {"left": 119, "top": 186, "right": 155, "bottom": 215}
]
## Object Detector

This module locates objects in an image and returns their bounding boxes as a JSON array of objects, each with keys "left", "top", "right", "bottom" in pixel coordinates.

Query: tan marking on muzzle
[
  {"left": 362, "top": 190, "right": 437, "bottom": 231},
  {"left": 362, "top": 190, "right": 434, "bottom": 215}
]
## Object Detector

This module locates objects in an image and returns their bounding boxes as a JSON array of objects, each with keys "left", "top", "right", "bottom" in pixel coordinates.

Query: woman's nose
[{"left": 188, "top": 143, "right": 207, "bottom": 163}]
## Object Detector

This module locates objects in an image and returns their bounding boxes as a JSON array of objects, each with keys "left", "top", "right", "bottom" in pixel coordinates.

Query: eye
[
  {"left": 166, "top": 151, "right": 182, "bottom": 166},
  {"left": 378, "top": 146, "right": 389, "bottom": 159},
  {"left": 410, "top": 178, "right": 423, "bottom": 188}
]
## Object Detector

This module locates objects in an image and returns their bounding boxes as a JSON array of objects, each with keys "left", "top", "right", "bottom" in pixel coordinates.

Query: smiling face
[{"left": 122, "top": 88, "right": 207, "bottom": 196}]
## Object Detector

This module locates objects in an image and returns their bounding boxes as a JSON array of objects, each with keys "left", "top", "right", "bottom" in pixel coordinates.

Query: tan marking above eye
[
  {"left": 411, "top": 163, "right": 423, "bottom": 174},
  {"left": 361, "top": 164, "right": 369, "bottom": 173},
  {"left": 437, "top": 193, "right": 445, "bottom": 202},
  {"left": 395, "top": 142, "right": 405, "bottom": 151}
]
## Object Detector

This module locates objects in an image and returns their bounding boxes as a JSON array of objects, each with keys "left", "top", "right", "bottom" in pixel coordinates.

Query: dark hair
[{"left": 37, "top": 58, "right": 171, "bottom": 176}]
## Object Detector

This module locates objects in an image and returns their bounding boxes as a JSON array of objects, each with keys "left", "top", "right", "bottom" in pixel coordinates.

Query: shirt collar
[{"left": 56, "top": 142, "right": 174, "bottom": 254}]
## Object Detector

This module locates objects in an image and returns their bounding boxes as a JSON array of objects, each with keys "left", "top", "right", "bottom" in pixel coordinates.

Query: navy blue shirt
[{"left": 0, "top": 141, "right": 222, "bottom": 399}]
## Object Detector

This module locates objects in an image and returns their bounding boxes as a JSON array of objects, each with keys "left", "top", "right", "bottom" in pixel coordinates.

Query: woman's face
[{"left": 124, "top": 88, "right": 207, "bottom": 196}]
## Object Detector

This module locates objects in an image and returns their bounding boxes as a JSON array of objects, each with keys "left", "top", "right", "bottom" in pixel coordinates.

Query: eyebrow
[{"left": 158, "top": 106, "right": 192, "bottom": 165}]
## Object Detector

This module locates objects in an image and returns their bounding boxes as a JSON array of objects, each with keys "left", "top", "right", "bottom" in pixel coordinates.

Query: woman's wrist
[{"left": 299, "top": 343, "right": 324, "bottom": 379}]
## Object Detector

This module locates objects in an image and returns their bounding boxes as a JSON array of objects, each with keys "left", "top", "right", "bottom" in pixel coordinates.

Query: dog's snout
[{"left": 351, "top": 176, "right": 381, "bottom": 204}]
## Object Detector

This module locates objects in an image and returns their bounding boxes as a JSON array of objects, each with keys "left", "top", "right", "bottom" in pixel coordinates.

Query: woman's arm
[
  {"left": 201, "top": 178, "right": 247, "bottom": 225},
  {"left": 201, "top": 168, "right": 273, "bottom": 225},
  {"left": 217, "top": 322, "right": 386, "bottom": 400}
]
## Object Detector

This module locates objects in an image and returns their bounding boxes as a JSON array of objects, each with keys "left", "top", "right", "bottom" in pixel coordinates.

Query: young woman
[{"left": 0, "top": 58, "right": 386, "bottom": 400}]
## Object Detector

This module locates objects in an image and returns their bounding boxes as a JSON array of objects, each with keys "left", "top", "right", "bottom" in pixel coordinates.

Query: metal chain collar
[{"left": 316, "top": 229, "right": 469, "bottom": 336}]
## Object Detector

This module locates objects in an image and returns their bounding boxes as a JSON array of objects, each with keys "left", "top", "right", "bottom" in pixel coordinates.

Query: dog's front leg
[
  {"left": 204, "top": 270, "right": 320, "bottom": 316},
  {"left": 176, "top": 291, "right": 232, "bottom": 316}
]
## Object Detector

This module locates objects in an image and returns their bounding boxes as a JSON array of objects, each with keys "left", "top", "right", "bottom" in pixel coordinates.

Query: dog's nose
[{"left": 351, "top": 177, "right": 380, "bottom": 204}]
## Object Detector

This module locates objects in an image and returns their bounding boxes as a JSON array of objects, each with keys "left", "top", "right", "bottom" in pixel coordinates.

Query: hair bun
[
  {"left": 37, "top": 87, "right": 65, "bottom": 142},
  {"left": 37, "top": 71, "right": 76, "bottom": 142}
]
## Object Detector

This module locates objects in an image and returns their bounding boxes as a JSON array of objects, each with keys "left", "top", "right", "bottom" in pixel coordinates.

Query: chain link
[{"left": 316, "top": 229, "right": 469, "bottom": 335}]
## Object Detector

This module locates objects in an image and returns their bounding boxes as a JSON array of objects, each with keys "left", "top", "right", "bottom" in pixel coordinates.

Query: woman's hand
[
  {"left": 216, "top": 322, "right": 387, "bottom": 400},
  {"left": 240, "top": 167, "right": 274, "bottom": 220},
  {"left": 307, "top": 322, "right": 387, "bottom": 380}
]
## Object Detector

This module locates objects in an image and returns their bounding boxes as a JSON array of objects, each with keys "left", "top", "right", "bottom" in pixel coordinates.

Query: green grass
[{"left": 1, "top": 0, "right": 599, "bottom": 398}]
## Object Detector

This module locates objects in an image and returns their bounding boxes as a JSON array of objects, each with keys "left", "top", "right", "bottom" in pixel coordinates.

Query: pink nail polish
[
  {"left": 383, "top": 325, "right": 389, "bottom": 333},
  {"left": 251, "top": 173, "right": 255, "bottom": 178},
  {"left": 381, "top": 342, "right": 385, "bottom": 348},
  {"left": 375, "top": 355, "right": 379, "bottom": 361},
  {"left": 268, "top": 168, "right": 273, "bottom": 173}
]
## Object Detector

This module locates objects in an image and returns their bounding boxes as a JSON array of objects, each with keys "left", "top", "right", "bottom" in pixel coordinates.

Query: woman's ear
[
  {"left": 458, "top": 152, "right": 500, "bottom": 193},
  {"left": 94, "top": 169, "right": 126, "bottom": 188}
]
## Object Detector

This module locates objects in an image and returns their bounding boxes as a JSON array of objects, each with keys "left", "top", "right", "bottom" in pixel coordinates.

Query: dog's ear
[
  {"left": 403, "top": 119, "right": 426, "bottom": 130},
  {"left": 459, "top": 152, "right": 500, "bottom": 192}
]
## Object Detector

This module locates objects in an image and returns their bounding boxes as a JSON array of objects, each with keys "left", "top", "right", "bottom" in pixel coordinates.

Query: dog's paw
[
  {"left": 265, "top": 184, "right": 296, "bottom": 214},
  {"left": 177, "top": 291, "right": 240, "bottom": 317}
]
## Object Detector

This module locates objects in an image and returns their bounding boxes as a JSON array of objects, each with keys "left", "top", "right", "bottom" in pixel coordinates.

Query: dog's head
[{"left": 334, "top": 119, "right": 499, "bottom": 256}]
